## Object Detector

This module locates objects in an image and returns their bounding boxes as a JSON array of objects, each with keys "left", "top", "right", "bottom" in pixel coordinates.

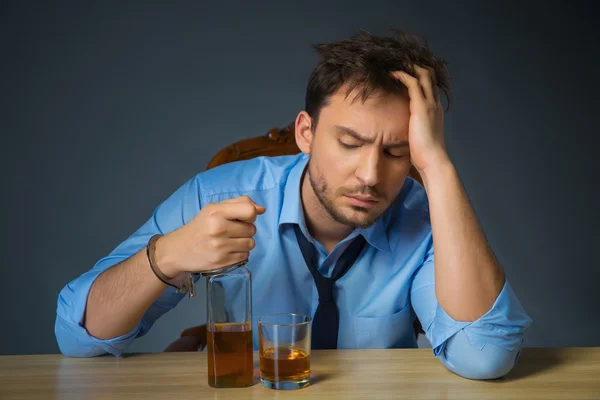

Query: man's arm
[
  {"left": 394, "top": 66, "right": 504, "bottom": 321},
  {"left": 396, "top": 66, "right": 531, "bottom": 379},
  {"left": 84, "top": 196, "right": 262, "bottom": 340},
  {"left": 55, "top": 233, "right": 187, "bottom": 357},
  {"left": 55, "top": 172, "right": 263, "bottom": 356},
  {"left": 84, "top": 244, "right": 180, "bottom": 340},
  {"left": 54, "top": 176, "right": 198, "bottom": 357},
  {"left": 410, "top": 248, "right": 532, "bottom": 380},
  {"left": 421, "top": 158, "right": 505, "bottom": 321}
]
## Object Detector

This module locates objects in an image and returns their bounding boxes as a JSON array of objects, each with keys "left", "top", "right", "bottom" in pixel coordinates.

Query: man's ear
[{"left": 295, "top": 111, "right": 314, "bottom": 155}]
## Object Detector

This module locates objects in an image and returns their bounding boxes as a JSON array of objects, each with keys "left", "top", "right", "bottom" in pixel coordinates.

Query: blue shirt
[{"left": 55, "top": 153, "right": 532, "bottom": 379}]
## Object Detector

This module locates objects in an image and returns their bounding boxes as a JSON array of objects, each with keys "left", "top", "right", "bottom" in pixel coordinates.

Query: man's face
[{"left": 306, "top": 88, "right": 412, "bottom": 229}]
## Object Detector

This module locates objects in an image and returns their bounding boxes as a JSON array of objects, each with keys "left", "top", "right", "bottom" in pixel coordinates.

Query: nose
[{"left": 355, "top": 147, "right": 381, "bottom": 187}]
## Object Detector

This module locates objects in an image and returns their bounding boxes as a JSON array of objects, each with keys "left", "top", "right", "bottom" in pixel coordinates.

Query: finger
[
  {"left": 413, "top": 65, "right": 435, "bottom": 103},
  {"left": 222, "top": 220, "right": 257, "bottom": 238},
  {"left": 221, "top": 195, "right": 251, "bottom": 205},
  {"left": 426, "top": 66, "right": 440, "bottom": 103},
  {"left": 225, "top": 237, "right": 256, "bottom": 253},
  {"left": 391, "top": 70, "right": 425, "bottom": 105},
  {"left": 209, "top": 251, "right": 250, "bottom": 270},
  {"left": 221, "top": 196, "right": 266, "bottom": 215},
  {"left": 216, "top": 202, "right": 263, "bottom": 223},
  {"left": 222, "top": 251, "right": 250, "bottom": 266}
]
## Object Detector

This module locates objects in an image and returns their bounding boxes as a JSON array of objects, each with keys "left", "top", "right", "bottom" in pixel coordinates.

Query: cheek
[
  {"left": 319, "top": 150, "right": 354, "bottom": 184},
  {"left": 325, "top": 164, "right": 348, "bottom": 193},
  {"left": 312, "top": 154, "right": 344, "bottom": 189},
  {"left": 381, "top": 160, "right": 411, "bottom": 192}
]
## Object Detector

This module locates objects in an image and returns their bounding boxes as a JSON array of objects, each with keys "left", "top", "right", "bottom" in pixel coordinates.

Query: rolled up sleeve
[
  {"left": 411, "top": 253, "right": 533, "bottom": 380},
  {"left": 55, "top": 176, "right": 202, "bottom": 357},
  {"left": 55, "top": 257, "right": 142, "bottom": 357}
]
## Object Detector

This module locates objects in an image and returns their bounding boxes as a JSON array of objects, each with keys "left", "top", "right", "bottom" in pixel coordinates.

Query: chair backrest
[{"left": 206, "top": 122, "right": 299, "bottom": 169}]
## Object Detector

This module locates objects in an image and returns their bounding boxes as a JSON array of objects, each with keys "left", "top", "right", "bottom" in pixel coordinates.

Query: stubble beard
[{"left": 306, "top": 159, "right": 380, "bottom": 229}]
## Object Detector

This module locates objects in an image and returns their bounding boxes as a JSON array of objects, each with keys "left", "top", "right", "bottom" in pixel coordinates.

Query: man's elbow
[
  {"left": 438, "top": 330, "right": 521, "bottom": 380},
  {"left": 445, "top": 348, "right": 518, "bottom": 380},
  {"left": 55, "top": 316, "right": 107, "bottom": 358}
]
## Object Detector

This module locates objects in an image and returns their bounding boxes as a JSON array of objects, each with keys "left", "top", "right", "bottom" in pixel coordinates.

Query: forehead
[{"left": 318, "top": 87, "right": 410, "bottom": 139}]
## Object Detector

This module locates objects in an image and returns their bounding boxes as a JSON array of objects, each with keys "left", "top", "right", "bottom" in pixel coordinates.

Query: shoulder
[{"left": 193, "top": 154, "right": 305, "bottom": 200}]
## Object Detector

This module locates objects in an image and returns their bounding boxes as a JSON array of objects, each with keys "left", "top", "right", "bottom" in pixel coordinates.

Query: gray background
[{"left": 1, "top": 0, "right": 598, "bottom": 355}]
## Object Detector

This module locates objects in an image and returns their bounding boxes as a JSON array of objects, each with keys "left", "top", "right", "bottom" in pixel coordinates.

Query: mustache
[{"left": 338, "top": 186, "right": 381, "bottom": 199}]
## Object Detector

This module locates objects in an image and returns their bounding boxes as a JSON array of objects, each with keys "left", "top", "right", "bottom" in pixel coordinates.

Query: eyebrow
[{"left": 334, "top": 125, "right": 409, "bottom": 148}]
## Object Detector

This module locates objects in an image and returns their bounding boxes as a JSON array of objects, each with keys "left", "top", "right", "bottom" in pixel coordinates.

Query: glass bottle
[{"left": 203, "top": 260, "right": 253, "bottom": 388}]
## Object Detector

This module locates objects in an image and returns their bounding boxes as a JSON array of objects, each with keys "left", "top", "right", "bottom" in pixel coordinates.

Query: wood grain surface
[{"left": 1, "top": 348, "right": 599, "bottom": 399}]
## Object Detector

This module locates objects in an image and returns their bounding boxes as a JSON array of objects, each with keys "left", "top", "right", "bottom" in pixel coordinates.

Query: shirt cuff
[{"left": 429, "top": 280, "right": 533, "bottom": 356}]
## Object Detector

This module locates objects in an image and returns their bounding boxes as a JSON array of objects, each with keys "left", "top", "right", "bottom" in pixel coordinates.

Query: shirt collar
[{"left": 278, "top": 154, "right": 391, "bottom": 253}]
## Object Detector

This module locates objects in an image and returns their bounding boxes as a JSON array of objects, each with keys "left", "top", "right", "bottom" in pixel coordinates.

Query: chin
[{"left": 340, "top": 208, "right": 379, "bottom": 229}]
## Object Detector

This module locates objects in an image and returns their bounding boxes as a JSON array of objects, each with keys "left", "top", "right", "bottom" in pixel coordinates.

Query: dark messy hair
[{"left": 305, "top": 29, "right": 452, "bottom": 129}]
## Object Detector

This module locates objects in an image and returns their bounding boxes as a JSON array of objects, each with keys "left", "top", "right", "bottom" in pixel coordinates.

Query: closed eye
[
  {"left": 340, "top": 140, "right": 407, "bottom": 158},
  {"left": 384, "top": 149, "right": 407, "bottom": 158},
  {"left": 340, "top": 141, "right": 360, "bottom": 149}
]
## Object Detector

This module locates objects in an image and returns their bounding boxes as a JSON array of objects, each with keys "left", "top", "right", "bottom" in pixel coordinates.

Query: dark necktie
[{"left": 294, "top": 225, "right": 367, "bottom": 349}]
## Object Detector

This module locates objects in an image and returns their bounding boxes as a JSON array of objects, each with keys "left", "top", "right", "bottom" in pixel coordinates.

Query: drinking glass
[{"left": 258, "top": 313, "right": 311, "bottom": 390}]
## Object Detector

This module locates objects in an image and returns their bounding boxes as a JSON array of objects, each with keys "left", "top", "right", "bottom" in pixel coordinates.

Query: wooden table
[{"left": 1, "top": 348, "right": 599, "bottom": 399}]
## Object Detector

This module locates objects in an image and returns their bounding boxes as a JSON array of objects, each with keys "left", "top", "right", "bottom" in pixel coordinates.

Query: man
[{"left": 55, "top": 29, "right": 532, "bottom": 380}]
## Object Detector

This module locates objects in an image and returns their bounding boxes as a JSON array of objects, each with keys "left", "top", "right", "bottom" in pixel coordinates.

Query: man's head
[{"left": 295, "top": 29, "right": 452, "bottom": 230}]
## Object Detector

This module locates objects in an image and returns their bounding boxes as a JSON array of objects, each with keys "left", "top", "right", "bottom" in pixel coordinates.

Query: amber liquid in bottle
[{"left": 207, "top": 322, "right": 254, "bottom": 388}]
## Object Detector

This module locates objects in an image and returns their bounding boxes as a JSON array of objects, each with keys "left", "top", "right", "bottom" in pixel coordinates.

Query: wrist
[
  {"left": 154, "top": 234, "right": 182, "bottom": 279},
  {"left": 418, "top": 153, "right": 456, "bottom": 192}
]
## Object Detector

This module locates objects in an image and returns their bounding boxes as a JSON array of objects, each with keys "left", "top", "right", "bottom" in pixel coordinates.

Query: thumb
[
  {"left": 223, "top": 196, "right": 267, "bottom": 214},
  {"left": 246, "top": 198, "right": 266, "bottom": 214},
  {"left": 253, "top": 203, "right": 266, "bottom": 215}
]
